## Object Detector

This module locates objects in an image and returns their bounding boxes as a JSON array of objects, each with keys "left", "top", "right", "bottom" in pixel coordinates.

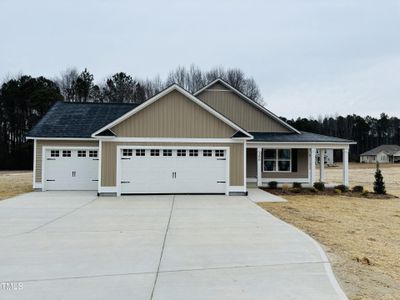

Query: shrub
[
  {"left": 293, "top": 182, "right": 302, "bottom": 189},
  {"left": 334, "top": 184, "right": 349, "bottom": 193},
  {"left": 282, "top": 184, "right": 290, "bottom": 192},
  {"left": 362, "top": 189, "right": 369, "bottom": 196},
  {"left": 334, "top": 189, "right": 342, "bottom": 194},
  {"left": 268, "top": 181, "right": 278, "bottom": 189},
  {"left": 309, "top": 187, "right": 318, "bottom": 193},
  {"left": 373, "top": 162, "right": 386, "bottom": 195},
  {"left": 313, "top": 182, "right": 325, "bottom": 191},
  {"left": 352, "top": 185, "right": 364, "bottom": 193}
]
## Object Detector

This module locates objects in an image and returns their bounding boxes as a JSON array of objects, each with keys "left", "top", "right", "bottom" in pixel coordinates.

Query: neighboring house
[
  {"left": 316, "top": 149, "right": 334, "bottom": 165},
  {"left": 27, "top": 79, "right": 355, "bottom": 196},
  {"left": 360, "top": 145, "right": 400, "bottom": 164}
]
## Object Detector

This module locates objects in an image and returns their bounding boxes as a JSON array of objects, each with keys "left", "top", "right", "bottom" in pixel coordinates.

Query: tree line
[{"left": 0, "top": 65, "right": 398, "bottom": 170}]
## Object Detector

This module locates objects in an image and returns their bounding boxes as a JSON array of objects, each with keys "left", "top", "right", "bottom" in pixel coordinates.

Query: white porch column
[
  {"left": 343, "top": 148, "right": 349, "bottom": 186},
  {"left": 310, "top": 148, "right": 316, "bottom": 185},
  {"left": 257, "top": 147, "right": 262, "bottom": 187},
  {"left": 319, "top": 149, "right": 325, "bottom": 182}
]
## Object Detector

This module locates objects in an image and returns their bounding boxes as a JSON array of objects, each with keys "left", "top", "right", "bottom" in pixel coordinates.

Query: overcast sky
[{"left": 1, "top": 0, "right": 399, "bottom": 119}]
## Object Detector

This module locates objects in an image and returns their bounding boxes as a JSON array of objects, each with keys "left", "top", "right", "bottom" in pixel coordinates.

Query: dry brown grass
[
  {"left": 0, "top": 171, "right": 32, "bottom": 200},
  {"left": 260, "top": 163, "right": 400, "bottom": 299}
]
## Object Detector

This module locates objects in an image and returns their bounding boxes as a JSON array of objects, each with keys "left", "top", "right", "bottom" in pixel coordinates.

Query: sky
[{"left": 0, "top": 0, "right": 399, "bottom": 119}]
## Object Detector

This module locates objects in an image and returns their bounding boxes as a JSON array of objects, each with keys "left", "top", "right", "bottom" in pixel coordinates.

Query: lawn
[
  {"left": 0, "top": 171, "right": 32, "bottom": 200},
  {"left": 260, "top": 163, "right": 400, "bottom": 300}
]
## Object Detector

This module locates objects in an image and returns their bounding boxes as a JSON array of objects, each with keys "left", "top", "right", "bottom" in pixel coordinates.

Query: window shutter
[{"left": 292, "top": 149, "right": 298, "bottom": 172}]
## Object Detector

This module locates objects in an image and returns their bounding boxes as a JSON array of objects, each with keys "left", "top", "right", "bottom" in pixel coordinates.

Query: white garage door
[
  {"left": 119, "top": 148, "right": 228, "bottom": 194},
  {"left": 44, "top": 148, "right": 99, "bottom": 191}
]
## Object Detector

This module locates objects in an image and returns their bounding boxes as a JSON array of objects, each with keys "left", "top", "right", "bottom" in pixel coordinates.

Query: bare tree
[{"left": 56, "top": 68, "right": 79, "bottom": 101}]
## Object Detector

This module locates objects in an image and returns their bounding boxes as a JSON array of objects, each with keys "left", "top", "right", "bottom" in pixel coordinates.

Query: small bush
[
  {"left": 290, "top": 187, "right": 302, "bottom": 193},
  {"left": 362, "top": 189, "right": 369, "bottom": 196},
  {"left": 334, "top": 189, "right": 342, "bottom": 194},
  {"left": 334, "top": 184, "right": 349, "bottom": 193},
  {"left": 352, "top": 185, "right": 364, "bottom": 193},
  {"left": 268, "top": 181, "right": 278, "bottom": 189},
  {"left": 313, "top": 182, "right": 325, "bottom": 191},
  {"left": 293, "top": 182, "right": 302, "bottom": 189},
  {"left": 309, "top": 187, "right": 318, "bottom": 193},
  {"left": 282, "top": 184, "right": 290, "bottom": 191}
]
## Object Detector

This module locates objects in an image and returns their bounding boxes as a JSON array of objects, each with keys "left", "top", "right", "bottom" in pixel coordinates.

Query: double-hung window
[{"left": 263, "top": 149, "right": 291, "bottom": 172}]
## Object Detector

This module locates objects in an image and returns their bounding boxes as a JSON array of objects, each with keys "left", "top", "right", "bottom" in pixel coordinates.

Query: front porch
[{"left": 246, "top": 145, "right": 350, "bottom": 188}]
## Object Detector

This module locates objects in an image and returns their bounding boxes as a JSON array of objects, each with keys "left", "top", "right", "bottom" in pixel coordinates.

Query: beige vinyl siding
[
  {"left": 246, "top": 148, "right": 309, "bottom": 179},
  {"left": 197, "top": 84, "right": 290, "bottom": 133},
  {"left": 101, "top": 142, "right": 244, "bottom": 187},
  {"left": 35, "top": 140, "right": 99, "bottom": 183},
  {"left": 206, "top": 82, "right": 230, "bottom": 90},
  {"left": 111, "top": 90, "right": 236, "bottom": 138}
]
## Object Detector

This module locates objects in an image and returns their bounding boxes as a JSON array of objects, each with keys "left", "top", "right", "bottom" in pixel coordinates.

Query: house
[
  {"left": 27, "top": 79, "right": 355, "bottom": 196},
  {"left": 316, "top": 149, "right": 334, "bottom": 165},
  {"left": 360, "top": 145, "right": 400, "bottom": 164}
]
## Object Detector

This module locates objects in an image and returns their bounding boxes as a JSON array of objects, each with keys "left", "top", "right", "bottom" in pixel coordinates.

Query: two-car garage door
[
  {"left": 44, "top": 148, "right": 99, "bottom": 190},
  {"left": 119, "top": 148, "right": 228, "bottom": 194}
]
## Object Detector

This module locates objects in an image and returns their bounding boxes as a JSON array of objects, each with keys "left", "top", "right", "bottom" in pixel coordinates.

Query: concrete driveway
[{"left": 0, "top": 192, "right": 346, "bottom": 300}]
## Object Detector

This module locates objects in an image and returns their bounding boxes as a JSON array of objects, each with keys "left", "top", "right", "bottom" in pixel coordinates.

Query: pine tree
[{"left": 373, "top": 162, "right": 386, "bottom": 194}]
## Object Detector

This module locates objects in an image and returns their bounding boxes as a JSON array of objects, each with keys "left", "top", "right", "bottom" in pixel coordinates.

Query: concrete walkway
[
  {"left": 247, "top": 188, "right": 288, "bottom": 202},
  {"left": 0, "top": 192, "right": 346, "bottom": 300}
]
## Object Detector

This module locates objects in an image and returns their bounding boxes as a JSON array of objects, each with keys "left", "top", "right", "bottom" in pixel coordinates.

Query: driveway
[{"left": 0, "top": 192, "right": 346, "bottom": 300}]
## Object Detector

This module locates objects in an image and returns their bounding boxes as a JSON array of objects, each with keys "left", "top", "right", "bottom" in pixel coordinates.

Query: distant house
[{"left": 360, "top": 145, "right": 400, "bottom": 163}]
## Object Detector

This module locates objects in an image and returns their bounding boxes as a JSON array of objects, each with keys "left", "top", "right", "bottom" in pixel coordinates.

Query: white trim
[
  {"left": 115, "top": 145, "right": 231, "bottom": 196},
  {"left": 32, "top": 139, "right": 37, "bottom": 188},
  {"left": 247, "top": 142, "right": 352, "bottom": 149},
  {"left": 310, "top": 148, "right": 316, "bottom": 186},
  {"left": 98, "top": 186, "right": 117, "bottom": 193},
  {"left": 256, "top": 147, "right": 262, "bottom": 187},
  {"left": 243, "top": 141, "right": 247, "bottom": 189},
  {"left": 194, "top": 78, "right": 301, "bottom": 134},
  {"left": 343, "top": 148, "right": 349, "bottom": 186},
  {"left": 97, "top": 137, "right": 245, "bottom": 143},
  {"left": 228, "top": 186, "right": 247, "bottom": 193},
  {"left": 262, "top": 149, "right": 292, "bottom": 173},
  {"left": 98, "top": 140, "right": 102, "bottom": 191},
  {"left": 41, "top": 146, "right": 99, "bottom": 191},
  {"left": 26, "top": 137, "right": 95, "bottom": 141},
  {"left": 247, "top": 177, "right": 310, "bottom": 184},
  {"left": 91, "top": 84, "right": 252, "bottom": 139}
]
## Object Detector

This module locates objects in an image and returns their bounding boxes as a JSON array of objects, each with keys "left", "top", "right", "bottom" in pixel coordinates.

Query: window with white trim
[
  {"left": 203, "top": 150, "right": 212, "bottom": 157},
  {"left": 215, "top": 150, "right": 224, "bottom": 157},
  {"left": 163, "top": 149, "right": 172, "bottom": 156},
  {"left": 78, "top": 150, "right": 86, "bottom": 157},
  {"left": 150, "top": 149, "right": 160, "bottom": 156},
  {"left": 122, "top": 149, "right": 132, "bottom": 157},
  {"left": 177, "top": 149, "right": 186, "bottom": 157},
  {"left": 89, "top": 150, "right": 98, "bottom": 157},
  {"left": 50, "top": 150, "right": 59, "bottom": 157},
  {"left": 189, "top": 150, "right": 198, "bottom": 157},
  {"left": 136, "top": 149, "right": 145, "bottom": 156},
  {"left": 263, "top": 149, "right": 291, "bottom": 172},
  {"left": 62, "top": 150, "right": 71, "bottom": 157}
]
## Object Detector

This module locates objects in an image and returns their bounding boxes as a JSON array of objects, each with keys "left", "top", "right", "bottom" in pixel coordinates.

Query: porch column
[
  {"left": 310, "top": 148, "right": 316, "bottom": 185},
  {"left": 319, "top": 149, "right": 325, "bottom": 182},
  {"left": 257, "top": 147, "right": 262, "bottom": 187},
  {"left": 343, "top": 148, "right": 349, "bottom": 186}
]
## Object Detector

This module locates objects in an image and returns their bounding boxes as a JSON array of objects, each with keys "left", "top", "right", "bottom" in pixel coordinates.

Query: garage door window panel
[
  {"left": 151, "top": 149, "right": 160, "bottom": 156},
  {"left": 62, "top": 150, "right": 71, "bottom": 157},
  {"left": 177, "top": 150, "right": 186, "bottom": 157},
  {"left": 51, "top": 150, "right": 59, "bottom": 157},
  {"left": 136, "top": 149, "right": 146, "bottom": 156},
  {"left": 89, "top": 150, "right": 98, "bottom": 157},
  {"left": 122, "top": 149, "right": 132, "bottom": 157},
  {"left": 78, "top": 150, "right": 86, "bottom": 157},
  {"left": 163, "top": 149, "right": 172, "bottom": 156},
  {"left": 203, "top": 150, "right": 212, "bottom": 157}
]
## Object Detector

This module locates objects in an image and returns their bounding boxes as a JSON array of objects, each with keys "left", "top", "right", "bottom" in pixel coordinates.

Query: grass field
[
  {"left": 0, "top": 171, "right": 32, "bottom": 200},
  {"left": 261, "top": 163, "right": 400, "bottom": 300}
]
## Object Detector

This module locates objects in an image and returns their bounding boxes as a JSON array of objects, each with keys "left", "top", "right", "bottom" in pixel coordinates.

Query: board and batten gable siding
[
  {"left": 101, "top": 142, "right": 244, "bottom": 187},
  {"left": 246, "top": 148, "right": 309, "bottom": 179},
  {"left": 111, "top": 90, "right": 236, "bottom": 138},
  {"left": 196, "top": 83, "right": 290, "bottom": 132},
  {"left": 35, "top": 140, "right": 99, "bottom": 183}
]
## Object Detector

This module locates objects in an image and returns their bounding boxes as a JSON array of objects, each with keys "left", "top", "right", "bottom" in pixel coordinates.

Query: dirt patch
[
  {"left": 259, "top": 196, "right": 400, "bottom": 300},
  {"left": 0, "top": 171, "right": 33, "bottom": 200}
]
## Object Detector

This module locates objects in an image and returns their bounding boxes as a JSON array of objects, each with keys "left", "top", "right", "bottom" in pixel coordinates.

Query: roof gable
[
  {"left": 361, "top": 145, "right": 400, "bottom": 156},
  {"left": 194, "top": 79, "right": 300, "bottom": 134},
  {"left": 92, "top": 84, "right": 252, "bottom": 139}
]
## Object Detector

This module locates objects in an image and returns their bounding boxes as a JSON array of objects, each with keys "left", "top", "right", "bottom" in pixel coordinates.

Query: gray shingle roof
[
  {"left": 249, "top": 131, "right": 354, "bottom": 143},
  {"left": 27, "top": 101, "right": 138, "bottom": 138},
  {"left": 360, "top": 145, "right": 400, "bottom": 156}
]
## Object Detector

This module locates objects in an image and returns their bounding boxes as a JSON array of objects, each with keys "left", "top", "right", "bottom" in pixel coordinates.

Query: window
[
  {"left": 263, "top": 149, "right": 291, "bottom": 172},
  {"left": 189, "top": 150, "right": 198, "bottom": 157},
  {"left": 62, "top": 150, "right": 71, "bottom": 157},
  {"left": 177, "top": 149, "right": 186, "bottom": 157},
  {"left": 89, "top": 150, "right": 98, "bottom": 158},
  {"left": 122, "top": 149, "right": 132, "bottom": 157},
  {"left": 163, "top": 149, "right": 172, "bottom": 156},
  {"left": 50, "top": 150, "right": 59, "bottom": 157},
  {"left": 136, "top": 149, "right": 145, "bottom": 156},
  {"left": 78, "top": 150, "right": 86, "bottom": 157},
  {"left": 203, "top": 150, "right": 212, "bottom": 157},
  {"left": 151, "top": 149, "right": 160, "bottom": 156},
  {"left": 215, "top": 150, "right": 224, "bottom": 157}
]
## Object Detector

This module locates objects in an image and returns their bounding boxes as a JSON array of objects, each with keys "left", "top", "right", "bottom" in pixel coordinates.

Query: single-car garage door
[
  {"left": 119, "top": 148, "right": 228, "bottom": 194},
  {"left": 44, "top": 148, "right": 99, "bottom": 190}
]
